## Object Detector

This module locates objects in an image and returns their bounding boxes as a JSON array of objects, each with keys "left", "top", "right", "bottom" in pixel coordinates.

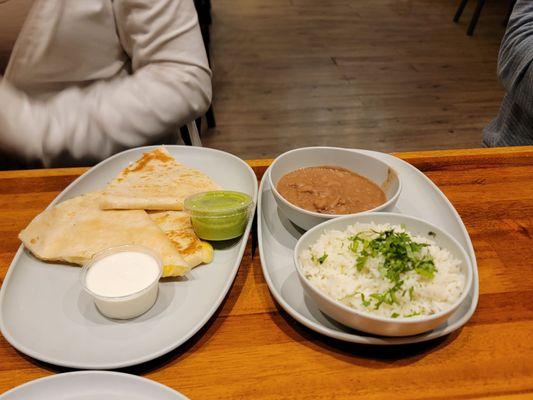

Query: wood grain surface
[
  {"left": 0, "top": 147, "right": 532, "bottom": 399},
  {"left": 204, "top": 0, "right": 508, "bottom": 159}
]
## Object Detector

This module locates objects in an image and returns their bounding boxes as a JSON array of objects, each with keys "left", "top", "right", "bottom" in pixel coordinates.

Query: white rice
[{"left": 298, "top": 223, "right": 465, "bottom": 319}]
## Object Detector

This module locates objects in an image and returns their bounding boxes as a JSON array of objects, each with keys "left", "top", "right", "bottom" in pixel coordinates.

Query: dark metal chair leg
[
  {"left": 467, "top": 0, "right": 486, "bottom": 36},
  {"left": 454, "top": 0, "right": 469, "bottom": 22},
  {"left": 180, "top": 126, "right": 192, "bottom": 146},
  {"left": 193, "top": 0, "right": 216, "bottom": 131},
  {"left": 504, "top": 0, "right": 517, "bottom": 27},
  {"left": 206, "top": 0, "right": 212, "bottom": 26},
  {"left": 195, "top": 116, "right": 202, "bottom": 134},
  {"left": 206, "top": 105, "right": 216, "bottom": 128}
]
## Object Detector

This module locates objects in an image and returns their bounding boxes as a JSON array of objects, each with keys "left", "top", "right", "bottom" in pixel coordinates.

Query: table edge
[{"left": 0, "top": 146, "right": 531, "bottom": 178}]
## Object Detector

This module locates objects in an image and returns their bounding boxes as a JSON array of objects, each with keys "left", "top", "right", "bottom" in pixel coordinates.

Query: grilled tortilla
[
  {"left": 19, "top": 192, "right": 190, "bottom": 277},
  {"left": 100, "top": 147, "right": 220, "bottom": 211},
  {"left": 149, "top": 211, "right": 214, "bottom": 268}
]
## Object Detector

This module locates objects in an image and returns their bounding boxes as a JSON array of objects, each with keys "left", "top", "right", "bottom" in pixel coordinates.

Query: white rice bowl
[{"left": 298, "top": 222, "right": 466, "bottom": 319}]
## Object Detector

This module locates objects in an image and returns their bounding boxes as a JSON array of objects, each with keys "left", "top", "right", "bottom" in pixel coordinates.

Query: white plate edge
[{"left": 0, "top": 370, "right": 189, "bottom": 399}]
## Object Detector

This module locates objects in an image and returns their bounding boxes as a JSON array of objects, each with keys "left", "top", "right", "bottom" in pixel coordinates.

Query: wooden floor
[
  {"left": 203, "top": 0, "right": 509, "bottom": 159},
  {"left": 0, "top": 0, "right": 33, "bottom": 74}
]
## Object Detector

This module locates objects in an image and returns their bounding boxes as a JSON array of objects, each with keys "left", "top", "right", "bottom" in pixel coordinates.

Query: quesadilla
[
  {"left": 99, "top": 147, "right": 220, "bottom": 211},
  {"left": 19, "top": 192, "right": 190, "bottom": 277},
  {"left": 149, "top": 211, "right": 214, "bottom": 268}
]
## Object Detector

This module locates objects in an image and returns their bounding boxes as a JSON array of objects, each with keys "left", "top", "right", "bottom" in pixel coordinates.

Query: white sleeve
[{"left": 0, "top": 0, "right": 211, "bottom": 167}]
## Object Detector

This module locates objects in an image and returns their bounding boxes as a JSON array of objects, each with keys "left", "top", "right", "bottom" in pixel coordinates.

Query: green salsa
[{"left": 184, "top": 191, "right": 253, "bottom": 241}]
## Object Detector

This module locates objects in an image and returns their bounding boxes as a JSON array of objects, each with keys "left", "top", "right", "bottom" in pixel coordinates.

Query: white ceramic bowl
[
  {"left": 293, "top": 212, "right": 473, "bottom": 337},
  {"left": 269, "top": 147, "right": 401, "bottom": 230}
]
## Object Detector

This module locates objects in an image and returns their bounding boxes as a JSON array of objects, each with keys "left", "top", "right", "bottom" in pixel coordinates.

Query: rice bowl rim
[{"left": 294, "top": 212, "right": 474, "bottom": 324}]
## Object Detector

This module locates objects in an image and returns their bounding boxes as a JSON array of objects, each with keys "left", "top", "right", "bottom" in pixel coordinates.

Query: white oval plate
[
  {"left": 0, "top": 146, "right": 257, "bottom": 368},
  {"left": 258, "top": 148, "right": 479, "bottom": 345},
  {"left": 0, "top": 371, "right": 188, "bottom": 399}
]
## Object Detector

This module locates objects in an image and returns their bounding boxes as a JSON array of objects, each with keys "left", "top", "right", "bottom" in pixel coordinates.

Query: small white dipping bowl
[
  {"left": 81, "top": 245, "right": 162, "bottom": 320},
  {"left": 294, "top": 212, "right": 473, "bottom": 337},
  {"left": 269, "top": 147, "right": 401, "bottom": 230}
]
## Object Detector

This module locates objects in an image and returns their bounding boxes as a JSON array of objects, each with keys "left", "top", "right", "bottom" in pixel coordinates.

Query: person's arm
[
  {"left": 0, "top": 0, "right": 211, "bottom": 166},
  {"left": 498, "top": 0, "right": 533, "bottom": 109}
]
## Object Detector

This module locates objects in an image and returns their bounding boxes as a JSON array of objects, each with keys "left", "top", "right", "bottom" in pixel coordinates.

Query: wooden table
[{"left": 1, "top": 147, "right": 532, "bottom": 399}]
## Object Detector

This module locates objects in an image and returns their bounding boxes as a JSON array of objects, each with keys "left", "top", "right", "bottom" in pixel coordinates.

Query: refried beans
[{"left": 276, "top": 166, "right": 386, "bottom": 214}]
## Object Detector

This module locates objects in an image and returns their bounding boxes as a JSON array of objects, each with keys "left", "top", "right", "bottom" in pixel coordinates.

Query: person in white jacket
[{"left": 0, "top": 0, "right": 212, "bottom": 168}]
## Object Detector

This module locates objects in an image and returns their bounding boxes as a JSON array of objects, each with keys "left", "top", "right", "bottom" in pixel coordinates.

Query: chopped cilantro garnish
[
  {"left": 341, "top": 291, "right": 372, "bottom": 309},
  {"left": 391, "top": 312, "right": 400, "bottom": 318},
  {"left": 348, "top": 241, "right": 357, "bottom": 254},
  {"left": 370, "top": 281, "right": 403, "bottom": 309},
  {"left": 409, "top": 286, "right": 415, "bottom": 301},
  {"left": 311, "top": 253, "right": 328, "bottom": 265},
  {"left": 404, "top": 311, "right": 421, "bottom": 318},
  {"left": 347, "top": 229, "right": 437, "bottom": 309},
  {"left": 340, "top": 290, "right": 359, "bottom": 302},
  {"left": 355, "top": 254, "right": 368, "bottom": 271},
  {"left": 415, "top": 259, "right": 436, "bottom": 279}
]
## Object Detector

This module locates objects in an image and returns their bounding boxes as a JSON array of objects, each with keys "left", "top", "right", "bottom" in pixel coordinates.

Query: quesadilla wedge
[
  {"left": 149, "top": 211, "right": 214, "bottom": 268},
  {"left": 19, "top": 192, "right": 190, "bottom": 277},
  {"left": 99, "top": 147, "right": 220, "bottom": 211}
]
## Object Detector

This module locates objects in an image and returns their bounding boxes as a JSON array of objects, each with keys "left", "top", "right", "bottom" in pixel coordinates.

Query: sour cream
[{"left": 82, "top": 246, "right": 162, "bottom": 320}]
